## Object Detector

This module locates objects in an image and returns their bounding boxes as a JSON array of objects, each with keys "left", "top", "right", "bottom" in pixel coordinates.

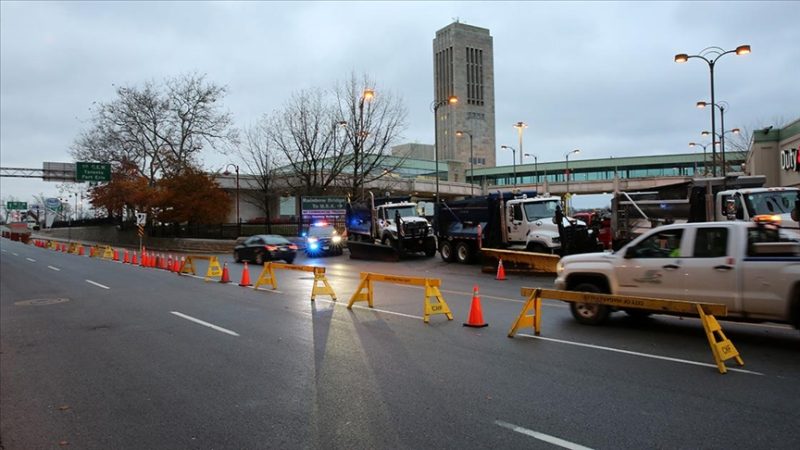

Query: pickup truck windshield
[
  {"left": 744, "top": 191, "right": 797, "bottom": 215},
  {"left": 384, "top": 206, "right": 417, "bottom": 219},
  {"left": 523, "top": 200, "right": 559, "bottom": 221}
]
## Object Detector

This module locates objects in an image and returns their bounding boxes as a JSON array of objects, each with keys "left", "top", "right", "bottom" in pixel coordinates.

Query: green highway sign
[
  {"left": 6, "top": 201, "right": 27, "bottom": 210},
  {"left": 76, "top": 162, "right": 111, "bottom": 182}
]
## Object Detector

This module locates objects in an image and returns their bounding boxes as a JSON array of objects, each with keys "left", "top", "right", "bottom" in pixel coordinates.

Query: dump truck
[
  {"left": 435, "top": 191, "right": 601, "bottom": 264},
  {"left": 612, "top": 175, "right": 799, "bottom": 248},
  {"left": 346, "top": 192, "right": 437, "bottom": 261}
]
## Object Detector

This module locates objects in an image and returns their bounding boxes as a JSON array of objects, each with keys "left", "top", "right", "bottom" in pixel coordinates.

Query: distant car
[
  {"left": 233, "top": 234, "right": 297, "bottom": 264},
  {"left": 303, "top": 222, "right": 344, "bottom": 257}
]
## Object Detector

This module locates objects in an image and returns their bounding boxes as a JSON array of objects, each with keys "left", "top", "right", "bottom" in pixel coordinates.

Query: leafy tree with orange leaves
[
  {"left": 88, "top": 160, "right": 154, "bottom": 219},
  {"left": 155, "top": 167, "right": 231, "bottom": 224}
]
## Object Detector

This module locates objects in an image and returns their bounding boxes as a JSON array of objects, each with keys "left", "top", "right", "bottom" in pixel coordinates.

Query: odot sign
[{"left": 76, "top": 162, "right": 111, "bottom": 182}]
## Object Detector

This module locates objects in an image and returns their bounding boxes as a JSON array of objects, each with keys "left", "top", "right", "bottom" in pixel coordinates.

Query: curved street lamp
[
  {"left": 565, "top": 149, "right": 581, "bottom": 195},
  {"left": 689, "top": 141, "right": 718, "bottom": 176},
  {"left": 524, "top": 153, "right": 538, "bottom": 193},
  {"left": 456, "top": 130, "right": 474, "bottom": 196},
  {"left": 513, "top": 121, "right": 528, "bottom": 165},
  {"left": 697, "top": 100, "right": 740, "bottom": 176},
  {"left": 500, "top": 145, "right": 517, "bottom": 188},
  {"left": 675, "top": 44, "right": 751, "bottom": 176},
  {"left": 431, "top": 95, "right": 458, "bottom": 203}
]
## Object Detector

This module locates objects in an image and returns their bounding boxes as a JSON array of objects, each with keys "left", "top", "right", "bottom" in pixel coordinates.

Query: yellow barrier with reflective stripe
[
  {"left": 510, "top": 287, "right": 742, "bottom": 374},
  {"left": 253, "top": 262, "right": 336, "bottom": 301},
  {"left": 347, "top": 272, "right": 452, "bottom": 323}
]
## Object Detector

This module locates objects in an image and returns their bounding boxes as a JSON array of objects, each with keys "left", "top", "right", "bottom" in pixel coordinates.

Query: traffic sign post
[{"left": 136, "top": 212, "right": 147, "bottom": 253}]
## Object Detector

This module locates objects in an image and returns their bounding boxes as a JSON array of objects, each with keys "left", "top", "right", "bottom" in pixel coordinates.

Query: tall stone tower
[{"left": 433, "top": 22, "right": 496, "bottom": 183}]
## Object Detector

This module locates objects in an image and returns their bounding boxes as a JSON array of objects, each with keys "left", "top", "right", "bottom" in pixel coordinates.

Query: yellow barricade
[
  {"left": 347, "top": 272, "right": 453, "bottom": 324},
  {"left": 179, "top": 255, "right": 223, "bottom": 281},
  {"left": 508, "top": 287, "right": 742, "bottom": 374},
  {"left": 480, "top": 248, "right": 560, "bottom": 274},
  {"left": 253, "top": 262, "right": 337, "bottom": 301},
  {"left": 101, "top": 245, "right": 115, "bottom": 260}
]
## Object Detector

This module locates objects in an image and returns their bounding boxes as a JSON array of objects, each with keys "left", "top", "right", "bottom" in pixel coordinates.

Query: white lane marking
[
  {"left": 495, "top": 420, "right": 593, "bottom": 450},
  {"left": 12, "top": 252, "right": 18, "bottom": 256},
  {"left": 1, "top": 249, "right": 6, "bottom": 253},
  {"left": 314, "top": 297, "right": 424, "bottom": 321},
  {"left": 85, "top": 280, "right": 110, "bottom": 290},
  {"left": 48, "top": 266, "right": 61, "bottom": 271},
  {"left": 170, "top": 311, "right": 240, "bottom": 336},
  {"left": 517, "top": 333, "right": 764, "bottom": 376},
  {"left": 26, "top": 257, "right": 36, "bottom": 262}
]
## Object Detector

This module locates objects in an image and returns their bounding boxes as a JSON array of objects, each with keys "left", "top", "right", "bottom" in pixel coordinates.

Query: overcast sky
[{"left": 2, "top": 1, "right": 799, "bottom": 206}]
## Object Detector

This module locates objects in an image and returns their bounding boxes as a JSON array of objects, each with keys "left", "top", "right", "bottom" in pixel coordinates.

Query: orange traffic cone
[
  {"left": 463, "top": 285, "right": 488, "bottom": 328},
  {"left": 141, "top": 252, "right": 148, "bottom": 267},
  {"left": 167, "top": 254, "right": 173, "bottom": 270},
  {"left": 78, "top": 245, "right": 84, "bottom": 256},
  {"left": 220, "top": 263, "right": 231, "bottom": 283},
  {"left": 123, "top": 250, "right": 130, "bottom": 264},
  {"left": 239, "top": 262, "right": 252, "bottom": 286},
  {"left": 132, "top": 251, "right": 138, "bottom": 265},
  {"left": 496, "top": 258, "right": 506, "bottom": 281},
  {"left": 161, "top": 254, "right": 169, "bottom": 270},
  {"left": 113, "top": 249, "right": 119, "bottom": 261}
]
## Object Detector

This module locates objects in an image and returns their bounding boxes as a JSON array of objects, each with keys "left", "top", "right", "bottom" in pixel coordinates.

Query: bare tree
[
  {"left": 334, "top": 73, "right": 408, "bottom": 199},
  {"left": 265, "top": 89, "right": 350, "bottom": 196},
  {"left": 236, "top": 123, "right": 283, "bottom": 232},
  {"left": 726, "top": 116, "right": 789, "bottom": 174},
  {"left": 71, "top": 73, "right": 237, "bottom": 184}
]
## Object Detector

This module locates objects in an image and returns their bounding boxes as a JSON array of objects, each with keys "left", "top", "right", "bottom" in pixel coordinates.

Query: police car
[{"left": 303, "top": 222, "right": 344, "bottom": 257}]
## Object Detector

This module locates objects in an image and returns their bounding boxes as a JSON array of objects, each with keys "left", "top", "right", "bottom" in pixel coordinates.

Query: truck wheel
[
  {"left": 440, "top": 241, "right": 455, "bottom": 262},
  {"left": 424, "top": 238, "right": 437, "bottom": 257},
  {"left": 455, "top": 242, "right": 473, "bottom": 264},
  {"left": 568, "top": 282, "right": 610, "bottom": 325}
]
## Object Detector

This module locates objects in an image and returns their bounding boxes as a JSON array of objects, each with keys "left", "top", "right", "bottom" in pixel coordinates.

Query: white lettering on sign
[{"left": 779, "top": 147, "right": 799, "bottom": 172}]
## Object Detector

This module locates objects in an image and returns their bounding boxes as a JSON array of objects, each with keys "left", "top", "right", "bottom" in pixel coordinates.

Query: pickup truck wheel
[
  {"left": 455, "top": 242, "right": 472, "bottom": 264},
  {"left": 440, "top": 241, "right": 455, "bottom": 262},
  {"left": 568, "top": 282, "right": 610, "bottom": 325}
]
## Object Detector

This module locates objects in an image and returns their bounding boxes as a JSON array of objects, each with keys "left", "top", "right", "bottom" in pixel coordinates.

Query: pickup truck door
[
  {"left": 614, "top": 228, "right": 687, "bottom": 300},
  {"left": 679, "top": 225, "right": 739, "bottom": 311},
  {"left": 740, "top": 226, "right": 798, "bottom": 320}
]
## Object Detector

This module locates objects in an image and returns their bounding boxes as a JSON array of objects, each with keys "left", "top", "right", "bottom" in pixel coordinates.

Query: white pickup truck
[{"left": 554, "top": 221, "right": 800, "bottom": 328}]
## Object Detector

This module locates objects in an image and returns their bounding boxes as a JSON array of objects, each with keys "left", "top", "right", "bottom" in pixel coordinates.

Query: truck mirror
[{"left": 725, "top": 198, "right": 737, "bottom": 220}]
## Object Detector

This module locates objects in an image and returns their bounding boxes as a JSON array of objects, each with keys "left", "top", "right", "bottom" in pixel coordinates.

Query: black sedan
[{"left": 233, "top": 234, "right": 297, "bottom": 265}]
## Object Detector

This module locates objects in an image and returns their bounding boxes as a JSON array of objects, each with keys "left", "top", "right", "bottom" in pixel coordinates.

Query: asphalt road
[{"left": 2, "top": 239, "right": 799, "bottom": 449}]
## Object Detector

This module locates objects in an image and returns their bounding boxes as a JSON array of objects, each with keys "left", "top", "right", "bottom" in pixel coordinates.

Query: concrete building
[
  {"left": 746, "top": 118, "right": 800, "bottom": 188},
  {"left": 433, "top": 21, "right": 496, "bottom": 183},
  {"left": 391, "top": 143, "right": 434, "bottom": 161}
]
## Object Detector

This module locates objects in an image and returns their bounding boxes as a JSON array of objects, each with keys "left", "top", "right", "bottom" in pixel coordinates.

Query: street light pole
[
  {"left": 357, "top": 89, "right": 374, "bottom": 200},
  {"left": 698, "top": 101, "right": 739, "bottom": 177},
  {"left": 456, "top": 130, "right": 474, "bottom": 196},
  {"left": 224, "top": 164, "right": 240, "bottom": 235},
  {"left": 513, "top": 122, "right": 528, "bottom": 166},
  {"left": 689, "top": 142, "right": 716, "bottom": 176},
  {"left": 675, "top": 45, "right": 751, "bottom": 177},
  {"left": 565, "top": 149, "right": 581, "bottom": 195},
  {"left": 431, "top": 95, "right": 458, "bottom": 204},
  {"left": 524, "top": 153, "right": 538, "bottom": 193},
  {"left": 501, "top": 145, "right": 517, "bottom": 188}
]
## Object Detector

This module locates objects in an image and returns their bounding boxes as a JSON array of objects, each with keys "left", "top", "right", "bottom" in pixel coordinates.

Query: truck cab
[
  {"left": 716, "top": 187, "right": 800, "bottom": 240},
  {"left": 505, "top": 196, "right": 586, "bottom": 253}
]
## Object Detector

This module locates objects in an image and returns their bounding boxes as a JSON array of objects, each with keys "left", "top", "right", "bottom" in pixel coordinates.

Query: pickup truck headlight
[
  {"left": 556, "top": 260, "right": 565, "bottom": 274},
  {"left": 331, "top": 235, "right": 342, "bottom": 244}
]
